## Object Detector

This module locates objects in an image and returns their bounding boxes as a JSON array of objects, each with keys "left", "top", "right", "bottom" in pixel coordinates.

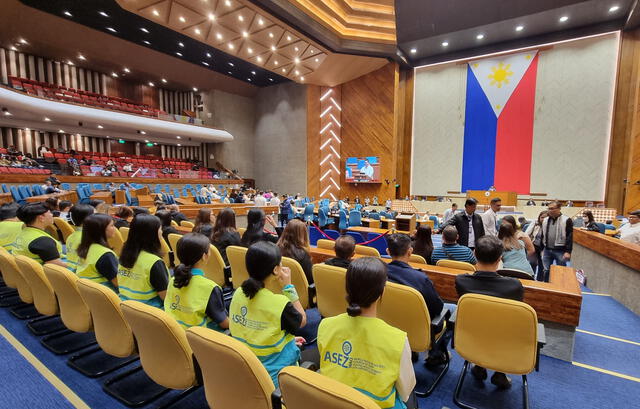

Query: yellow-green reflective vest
[
  {"left": 318, "top": 313, "right": 406, "bottom": 409},
  {"left": 164, "top": 268, "right": 222, "bottom": 330},
  {"left": 0, "top": 221, "right": 23, "bottom": 252},
  {"left": 64, "top": 229, "right": 82, "bottom": 272},
  {"left": 76, "top": 243, "right": 116, "bottom": 290},
  {"left": 13, "top": 226, "right": 63, "bottom": 264},
  {"left": 118, "top": 251, "right": 165, "bottom": 308}
]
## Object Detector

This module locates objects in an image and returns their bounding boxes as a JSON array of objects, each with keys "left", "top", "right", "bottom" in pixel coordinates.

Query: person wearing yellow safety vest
[
  {"left": 65, "top": 204, "right": 95, "bottom": 272},
  {"left": 317, "top": 257, "right": 417, "bottom": 409},
  {"left": 229, "top": 241, "right": 307, "bottom": 387},
  {"left": 0, "top": 203, "right": 23, "bottom": 253},
  {"left": 164, "top": 233, "right": 228, "bottom": 331},
  {"left": 117, "top": 214, "right": 169, "bottom": 307},
  {"left": 14, "top": 202, "right": 66, "bottom": 268},
  {"left": 75, "top": 214, "right": 119, "bottom": 290}
]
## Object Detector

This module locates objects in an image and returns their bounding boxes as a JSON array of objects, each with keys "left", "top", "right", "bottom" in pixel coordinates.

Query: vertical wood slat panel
[{"left": 0, "top": 49, "right": 7, "bottom": 84}]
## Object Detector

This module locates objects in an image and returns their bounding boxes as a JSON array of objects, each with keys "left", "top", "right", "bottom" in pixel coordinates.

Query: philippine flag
[{"left": 461, "top": 51, "right": 539, "bottom": 194}]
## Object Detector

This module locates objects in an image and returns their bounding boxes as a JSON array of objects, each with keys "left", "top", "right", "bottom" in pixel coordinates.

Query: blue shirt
[
  {"left": 431, "top": 243, "right": 477, "bottom": 265},
  {"left": 386, "top": 260, "right": 444, "bottom": 320}
]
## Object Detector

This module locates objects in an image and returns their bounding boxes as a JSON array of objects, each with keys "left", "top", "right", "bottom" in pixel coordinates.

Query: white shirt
[
  {"left": 466, "top": 211, "right": 476, "bottom": 248},
  {"left": 619, "top": 223, "right": 640, "bottom": 246},
  {"left": 360, "top": 164, "right": 374, "bottom": 178},
  {"left": 254, "top": 195, "right": 267, "bottom": 206},
  {"left": 481, "top": 208, "right": 498, "bottom": 236},
  {"left": 443, "top": 208, "right": 456, "bottom": 224},
  {"left": 270, "top": 197, "right": 281, "bottom": 207}
]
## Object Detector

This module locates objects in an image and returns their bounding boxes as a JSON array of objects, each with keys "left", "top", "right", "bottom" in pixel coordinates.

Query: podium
[
  {"left": 466, "top": 190, "right": 517, "bottom": 206},
  {"left": 395, "top": 214, "right": 416, "bottom": 233}
]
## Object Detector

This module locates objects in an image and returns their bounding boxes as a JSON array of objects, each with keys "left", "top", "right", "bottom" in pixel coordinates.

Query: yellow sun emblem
[{"left": 488, "top": 62, "right": 513, "bottom": 88}]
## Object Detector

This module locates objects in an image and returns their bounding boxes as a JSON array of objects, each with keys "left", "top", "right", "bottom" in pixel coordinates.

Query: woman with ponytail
[
  {"left": 240, "top": 208, "right": 278, "bottom": 247},
  {"left": 75, "top": 213, "right": 119, "bottom": 290},
  {"left": 229, "top": 241, "right": 307, "bottom": 387},
  {"left": 64, "top": 204, "right": 95, "bottom": 272},
  {"left": 317, "top": 257, "right": 417, "bottom": 409},
  {"left": 164, "top": 233, "right": 228, "bottom": 331},
  {"left": 117, "top": 214, "right": 168, "bottom": 308}
]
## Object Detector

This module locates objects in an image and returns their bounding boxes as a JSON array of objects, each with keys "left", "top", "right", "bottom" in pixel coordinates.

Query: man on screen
[{"left": 359, "top": 159, "right": 374, "bottom": 180}]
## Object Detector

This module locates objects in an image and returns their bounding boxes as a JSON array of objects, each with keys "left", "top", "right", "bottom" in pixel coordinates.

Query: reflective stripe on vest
[
  {"left": 65, "top": 229, "right": 82, "bottom": 272},
  {"left": 76, "top": 243, "right": 115, "bottom": 287},
  {"left": 318, "top": 314, "right": 406, "bottom": 409},
  {"left": 164, "top": 269, "right": 221, "bottom": 329},
  {"left": 13, "top": 226, "right": 62, "bottom": 264},
  {"left": 0, "top": 221, "right": 23, "bottom": 253},
  {"left": 229, "top": 288, "right": 292, "bottom": 357},
  {"left": 118, "top": 250, "right": 165, "bottom": 307}
]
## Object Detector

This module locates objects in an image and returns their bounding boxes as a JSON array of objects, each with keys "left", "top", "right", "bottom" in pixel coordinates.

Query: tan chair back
[
  {"left": 168, "top": 233, "right": 182, "bottom": 265},
  {"left": 227, "top": 245, "right": 249, "bottom": 288},
  {"left": 436, "top": 259, "right": 476, "bottom": 271},
  {"left": 312, "top": 264, "right": 347, "bottom": 318},
  {"left": 187, "top": 327, "right": 275, "bottom": 409},
  {"left": 378, "top": 281, "right": 431, "bottom": 352},
  {"left": 237, "top": 227, "right": 246, "bottom": 236},
  {"left": 119, "top": 226, "right": 130, "bottom": 242},
  {"left": 409, "top": 254, "right": 427, "bottom": 264},
  {"left": 203, "top": 245, "right": 226, "bottom": 285},
  {"left": 180, "top": 220, "right": 195, "bottom": 229},
  {"left": 279, "top": 366, "right": 379, "bottom": 409},
  {"left": 43, "top": 264, "right": 92, "bottom": 332},
  {"left": 317, "top": 239, "right": 335, "bottom": 250},
  {"left": 45, "top": 224, "right": 59, "bottom": 241},
  {"left": 77, "top": 279, "right": 136, "bottom": 358},
  {"left": 0, "top": 247, "right": 32, "bottom": 302},
  {"left": 354, "top": 245, "right": 380, "bottom": 257},
  {"left": 53, "top": 217, "right": 75, "bottom": 243},
  {"left": 159, "top": 236, "right": 172, "bottom": 268},
  {"left": 14, "top": 255, "right": 58, "bottom": 316},
  {"left": 171, "top": 220, "right": 178, "bottom": 227},
  {"left": 108, "top": 228, "right": 124, "bottom": 257},
  {"left": 120, "top": 300, "right": 197, "bottom": 389},
  {"left": 281, "top": 257, "right": 310, "bottom": 309}
]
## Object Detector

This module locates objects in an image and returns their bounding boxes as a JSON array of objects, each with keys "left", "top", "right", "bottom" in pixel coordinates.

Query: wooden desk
[
  {"left": 310, "top": 247, "right": 582, "bottom": 327},
  {"left": 90, "top": 191, "right": 113, "bottom": 204},
  {"left": 379, "top": 218, "right": 395, "bottom": 229},
  {"left": 361, "top": 218, "right": 380, "bottom": 228},
  {"left": 26, "top": 191, "right": 78, "bottom": 203},
  {"left": 467, "top": 190, "right": 517, "bottom": 206},
  {"left": 574, "top": 229, "right": 640, "bottom": 271},
  {"left": 0, "top": 192, "right": 13, "bottom": 204}
]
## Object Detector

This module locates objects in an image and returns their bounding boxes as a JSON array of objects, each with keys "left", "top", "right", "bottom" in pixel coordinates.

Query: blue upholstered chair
[
  {"left": 324, "top": 229, "right": 340, "bottom": 240},
  {"left": 338, "top": 210, "right": 348, "bottom": 230},
  {"left": 345, "top": 231, "right": 364, "bottom": 244},
  {"left": 309, "top": 226, "right": 323, "bottom": 246},
  {"left": 303, "top": 204, "right": 315, "bottom": 223},
  {"left": 366, "top": 232, "right": 389, "bottom": 257},
  {"left": 348, "top": 210, "right": 362, "bottom": 227}
]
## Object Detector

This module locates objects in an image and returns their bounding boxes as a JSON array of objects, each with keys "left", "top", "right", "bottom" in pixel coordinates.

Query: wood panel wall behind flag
[{"left": 461, "top": 51, "right": 539, "bottom": 194}]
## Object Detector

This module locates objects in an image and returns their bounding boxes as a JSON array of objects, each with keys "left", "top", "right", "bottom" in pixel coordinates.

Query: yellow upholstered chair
[
  {"left": 409, "top": 254, "right": 427, "bottom": 264},
  {"left": 45, "top": 224, "right": 60, "bottom": 241},
  {"left": 436, "top": 259, "right": 476, "bottom": 271},
  {"left": 171, "top": 220, "right": 179, "bottom": 227},
  {"left": 227, "top": 245, "right": 249, "bottom": 288},
  {"left": 119, "top": 226, "right": 129, "bottom": 242},
  {"left": 53, "top": 217, "right": 76, "bottom": 243},
  {"left": 312, "top": 264, "right": 347, "bottom": 318},
  {"left": 612, "top": 219, "right": 622, "bottom": 228},
  {"left": 281, "top": 256, "right": 311, "bottom": 309},
  {"left": 355, "top": 245, "right": 380, "bottom": 257},
  {"left": 159, "top": 236, "right": 172, "bottom": 268},
  {"left": 0, "top": 248, "right": 33, "bottom": 310},
  {"left": 186, "top": 326, "right": 276, "bottom": 409},
  {"left": 278, "top": 366, "right": 378, "bottom": 409},
  {"left": 14, "top": 255, "right": 58, "bottom": 317},
  {"left": 316, "top": 239, "right": 335, "bottom": 250},
  {"left": 237, "top": 227, "right": 246, "bottom": 236},
  {"left": 180, "top": 220, "right": 195, "bottom": 229},
  {"left": 168, "top": 233, "right": 182, "bottom": 265},
  {"left": 120, "top": 300, "right": 199, "bottom": 399},
  {"left": 108, "top": 228, "right": 124, "bottom": 257},
  {"left": 43, "top": 264, "right": 92, "bottom": 333},
  {"left": 453, "top": 293, "right": 542, "bottom": 409},
  {"left": 203, "top": 244, "right": 226, "bottom": 286}
]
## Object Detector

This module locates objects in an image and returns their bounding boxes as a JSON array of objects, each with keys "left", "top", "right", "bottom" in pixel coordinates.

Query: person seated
[
  {"left": 161, "top": 167, "right": 170, "bottom": 174},
  {"left": 122, "top": 162, "right": 133, "bottom": 172},
  {"left": 37, "top": 144, "right": 49, "bottom": 157},
  {"left": 47, "top": 175, "right": 61, "bottom": 187},
  {"left": 210, "top": 207, "right": 241, "bottom": 268},
  {"left": 42, "top": 180, "right": 60, "bottom": 194},
  {"left": 411, "top": 225, "right": 434, "bottom": 263},
  {"left": 75, "top": 214, "right": 119, "bottom": 290},
  {"left": 156, "top": 210, "right": 180, "bottom": 247},
  {"left": 101, "top": 167, "right": 112, "bottom": 177},
  {"left": 165, "top": 233, "right": 229, "bottom": 331},
  {"left": 67, "top": 157, "right": 78, "bottom": 167},
  {"left": 14, "top": 203, "right": 66, "bottom": 267},
  {"left": 603, "top": 219, "right": 616, "bottom": 231},
  {"left": 117, "top": 214, "right": 169, "bottom": 306},
  {"left": 498, "top": 223, "right": 535, "bottom": 275},
  {"left": 65, "top": 204, "right": 95, "bottom": 272},
  {"left": 0, "top": 203, "right": 23, "bottom": 253},
  {"left": 324, "top": 235, "right": 355, "bottom": 269},
  {"left": 581, "top": 210, "right": 601, "bottom": 232},
  {"left": 277, "top": 219, "right": 313, "bottom": 284},
  {"left": 58, "top": 200, "right": 72, "bottom": 222},
  {"left": 168, "top": 204, "right": 188, "bottom": 224},
  {"left": 240, "top": 208, "right": 278, "bottom": 247},
  {"left": 318, "top": 257, "right": 417, "bottom": 409},
  {"left": 44, "top": 197, "right": 60, "bottom": 217},
  {"left": 619, "top": 210, "right": 640, "bottom": 245},
  {"left": 455, "top": 236, "right": 524, "bottom": 389},
  {"left": 229, "top": 241, "right": 307, "bottom": 386},
  {"left": 112, "top": 206, "right": 133, "bottom": 229},
  {"left": 193, "top": 208, "right": 215, "bottom": 238},
  {"left": 254, "top": 191, "right": 267, "bottom": 206},
  {"left": 431, "top": 226, "right": 477, "bottom": 265},
  {"left": 106, "top": 159, "right": 115, "bottom": 167}
]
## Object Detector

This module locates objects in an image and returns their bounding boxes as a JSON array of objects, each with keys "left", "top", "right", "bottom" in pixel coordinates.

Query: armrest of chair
[
  {"left": 448, "top": 309, "right": 457, "bottom": 349},
  {"left": 271, "top": 388, "right": 282, "bottom": 409},
  {"left": 308, "top": 283, "right": 317, "bottom": 308},
  {"left": 301, "top": 360, "right": 318, "bottom": 371}
]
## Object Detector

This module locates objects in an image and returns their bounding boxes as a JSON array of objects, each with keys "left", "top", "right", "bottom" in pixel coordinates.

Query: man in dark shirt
[
  {"left": 455, "top": 235, "right": 524, "bottom": 389},
  {"left": 324, "top": 235, "right": 355, "bottom": 269},
  {"left": 168, "top": 204, "right": 188, "bottom": 224},
  {"left": 440, "top": 198, "right": 485, "bottom": 249}
]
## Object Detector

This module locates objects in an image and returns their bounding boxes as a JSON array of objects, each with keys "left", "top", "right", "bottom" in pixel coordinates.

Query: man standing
[
  {"left": 481, "top": 198, "right": 501, "bottom": 236},
  {"left": 442, "top": 203, "right": 458, "bottom": 225},
  {"left": 254, "top": 191, "right": 267, "bottom": 207},
  {"left": 619, "top": 210, "right": 640, "bottom": 245},
  {"left": 442, "top": 198, "right": 485, "bottom": 249},
  {"left": 540, "top": 201, "right": 573, "bottom": 282}
]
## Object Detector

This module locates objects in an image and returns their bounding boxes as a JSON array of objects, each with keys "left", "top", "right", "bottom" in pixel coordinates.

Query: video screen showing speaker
[{"left": 345, "top": 157, "right": 380, "bottom": 183}]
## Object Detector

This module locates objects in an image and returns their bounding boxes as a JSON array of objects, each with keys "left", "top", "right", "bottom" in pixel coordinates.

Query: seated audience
[
  {"left": 277, "top": 219, "right": 313, "bottom": 284},
  {"left": 43, "top": 197, "right": 61, "bottom": 217},
  {"left": 498, "top": 223, "right": 535, "bottom": 275},
  {"left": 42, "top": 180, "right": 60, "bottom": 194},
  {"left": 324, "top": 235, "right": 356, "bottom": 268},
  {"left": 581, "top": 210, "right": 601, "bottom": 232},
  {"left": 0, "top": 203, "right": 23, "bottom": 253},
  {"left": 455, "top": 236, "right": 524, "bottom": 389},
  {"left": 431, "top": 226, "right": 477, "bottom": 265},
  {"left": 122, "top": 162, "right": 133, "bottom": 172},
  {"left": 65, "top": 204, "right": 95, "bottom": 272},
  {"left": 211, "top": 207, "right": 241, "bottom": 267},
  {"left": 117, "top": 214, "right": 169, "bottom": 307},
  {"left": 14, "top": 203, "right": 66, "bottom": 267},
  {"left": 75, "top": 214, "right": 119, "bottom": 290},
  {"left": 229, "top": 241, "right": 307, "bottom": 386},
  {"left": 318, "top": 257, "right": 416, "bottom": 409},
  {"left": 269, "top": 193, "right": 280, "bottom": 207},
  {"left": 240, "top": 208, "right": 278, "bottom": 246},
  {"left": 254, "top": 191, "right": 267, "bottom": 206},
  {"left": 165, "top": 233, "right": 229, "bottom": 331},
  {"left": 411, "top": 225, "right": 434, "bottom": 263},
  {"left": 112, "top": 206, "right": 133, "bottom": 229},
  {"left": 37, "top": 144, "right": 49, "bottom": 157},
  {"left": 168, "top": 204, "right": 188, "bottom": 224},
  {"left": 193, "top": 208, "right": 215, "bottom": 238},
  {"left": 619, "top": 210, "right": 640, "bottom": 245},
  {"left": 156, "top": 210, "right": 180, "bottom": 246},
  {"left": 58, "top": 200, "right": 72, "bottom": 222}
]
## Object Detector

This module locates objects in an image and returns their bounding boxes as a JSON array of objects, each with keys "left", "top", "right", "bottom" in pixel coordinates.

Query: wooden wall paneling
[
  {"left": 142, "top": 84, "right": 160, "bottom": 109},
  {"left": 395, "top": 67, "right": 414, "bottom": 199},
  {"left": 307, "top": 85, "right": 321, "bottom": 198},
  {"left": 626, "top": 126, "right": 640, "bottom": 213}
]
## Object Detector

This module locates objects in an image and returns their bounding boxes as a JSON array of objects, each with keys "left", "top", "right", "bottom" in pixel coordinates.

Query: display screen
[{"left": 345, "top": 157, "right": 380, "bottom": 183}]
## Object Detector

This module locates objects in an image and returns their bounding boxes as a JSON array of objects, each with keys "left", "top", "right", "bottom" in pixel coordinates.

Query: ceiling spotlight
[
  {"left": 208, "top": 13, "right": 215, "bottom": 20},
  {"left": 258, "top": 18, "right": 264, "bottom": 25},
  {"left": 161, "top": 78, "right": 167, "bottom": 83},
  {"left": 257, "top": 56, "right": 263, "bottom": 62},
  {"left": 99, "top": 11, "right": 109, "bottom": 17},
  {"left": 67, "top": 60, "right": 74, "bottom": 65},
  {"left": 78, "top": 54, "right": 86, "bottom": 60},
  {"left": 195, "top": 28, "right": 201, "bottom": 35},
  {"left": 148, "top": 82, "right": 155, "bottom": 87},
  {"left": 19, "top": 38, "right": 28, "bottom": 44},
  {"left": 216, "top": 33, "right": 223, "bottom": 40},
  {"left": 515, "top": 25, "right": 524, "bottom": 31},
  {"left": 225, "top": 0, "right": 231, "bottom": 6},
  {"left": 559, "top": 16, "right": 569, "bottom": 22},
  {"left": 176, "top": 52, "right": 183, "bottom": 56},
  {"left": 294, "top": 57, "right": 300, "bottom": 63},
  {"left": 192, "top": 87, "right": 198, "bottom": 92},
  {"left": 206, "top": 52, "right": 212, "bottom": 58},
  {"left": 143, "top": 40, "right": 151, "bottom": 45},
  {"left": 97, "top": 125, "right": 104, "bottom": 129},
  {"left": 228, "top": 43, "right": 234, "bottom": 50},
  {"left": 242, "top": 31, "right": 248, "bottom": 38},
  {"left": 251, "top": 71, "right": 256, "bottom": 75},
  {"left": 271, "top": 45, "right": 276, "bottom": 51},
  {"left": 44, "top": 117, "right": 51, "bottom": 121},
  {"left": 274, "top": 60, "right": 279, "bottom": 65},
  {"left": 269, "top": 78, "right": 273, "bottom": 81},
  {"left": 295, "top": 70, "right": 299, "bottom": 75},
  {"left": 178, "top": 42, "right": 184, "bottom": 47},
  {"left": 268, "top": 32, "right": 274, "bottom": 38},
  {"left": 410, "top": 48, "right": 417, "bottom": 54},
  {"left": 238, "top": 15, "right": 244, "bottom": 22},
  {"left": 124, "top": 67, "right": 130, "bottom": 73},
  {"left": 228, "top": 71, "right": 232, "bottom": 74},
  {"left": 140, "top": 131, "right": 146, "bottom": 135},
  {"left": 247, "top": 78, "right": 251, "bottom": 81},
  {"left": 315, "top": 58, "right": 319, "bottom": 62},
  {"left": 152, "top": 9, "right": 159, "bottom": 16},
  {"left": 281, "top": 68, "right": 286, "bottom": 72},
  {"left": 176, "top": 136, "right": 181, "bottom": 139},
  {"left": 111, "top": 72, "right": 118, "bottom": 77},
  {"left": 177, "top": 143, "right": 182, "bottom": 147},
  {"left": 202, "top": 61, "right": 209, "bottom": 66},
  {"left": 153, "top": 143, "right": 157, "bottom": 146},
  {"left": 179, "top": 16, "right": 186, "bottom": 23},
  {"left": 106, "top": 27, "right": 117, "bottom": 33},
  {"left": 286, "top": 35, "right": 291, "bottom": 41},
  {"left": 228, "top": 62, "right": 234, "bottom": 66},
  {"left": 144, "top": 140, "right": 149, "bottom": 143},
  {"left": 300, "top": 76, "right": 304, "bottom": 81},
  {"left": 3, "top": 110, "right": 11, "bottom": 116},
  {"left": 140, "top": 28, "right": 149, "bottom": 34},
  {"left": 9, "top": 46, "right": 17, "bottom": 51},
  {"left": 609, "top": 5, "right": 620, "bottom": 12},
  {"left": 58, "top": 129, "right": 64, "bottom": 133},
  {"left": 248, "top": 47, "right": 253, "bottom": 53},
  {"left": 476, "top": 34, "right": 484, "bottom": 40},
  {"left": 63, "top": 11, "right": 72, "bottom": 17}
]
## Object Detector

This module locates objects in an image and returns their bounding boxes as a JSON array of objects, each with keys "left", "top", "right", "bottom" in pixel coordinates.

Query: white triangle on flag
[{"left": 468, "top": 50, "right": 538, "bottom": 117}]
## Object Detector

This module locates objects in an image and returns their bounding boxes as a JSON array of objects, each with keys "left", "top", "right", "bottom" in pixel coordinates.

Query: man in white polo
[{"left": 619, "top": 210, "right": 640, "bottom": 245}]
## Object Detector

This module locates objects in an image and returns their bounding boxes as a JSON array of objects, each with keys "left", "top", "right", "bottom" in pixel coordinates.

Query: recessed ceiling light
[
  {"left": 19, "top": 38, "right": 28, "bottom": 44},
  {"left": 192, "top": 87, "right": 198, "bottom": 92},
  {"left": 63, "top": 11, "right": 72, "bottom": 17},
  {"left": 143, "top": 40, "right": 151, "bottom": 45},
  {"left": 111, "top": 72, "right": 118, "bottom": 77},
  {"left": 140, "top": 131, "right": 146, "bottom": 135},
  {"left": 78, "top": 54, "right": 86, "bottom": 60},
  {"left": 177, "top": 143, "right": 181, "bottom": 147},
  {"left": 206, "top": 52, "right": 212, "bottom": 58},
  {"left": 282, "top": 68, "right": 286, "bottom": 72},
  {"left": 228, "top": 71, "right": 232, "bottom": 74},
  {"left": 99, "top": 11, "right": 109, "bottom": 17},
  {"left": 124, "top": 67, "right": 130, "bottom": 73},
  {"left": 161, "top": 78, "right": 167, "bottom": 83},
  {"left": 251, "top": 71, "right": 256, "bottom": 75},
  {"left": 176, "top": 52, "right": 183, "bottom": 56},
  {"left": 559, "top": 16, "right": 569, "bottom": 22},
  {"left": 294, "top": 57, "right": 300, "bottom": 63},
  {"left": 442, "top": 41, "right": 449, "bottom": 47},
  {"left": 176, "top": 136, "right": 181, "bottom": 139},
  {"left": 228, "top": 62, "right": 234, "bottom": 66},
  {"left": 295, "top": 70, "right": 300, "bottom": 75},
  {"left": 9, "top": 46, "right": 17, "bottom": 51},
  {"left": 140, "top": 28, "right": 149, "bottom": 34},
  {"left": 310, "top": 49, "right": 314, "bottom": 54},
  {"left": 228, "top": 43, "right": 234, "bottom": 50},
  {"left": 152, "top": 9, "right": 159, "bottom": 16},
  {"left": 257, "top": 56, "right": 263, "bottom": 62},
  {"left": 178, "top": 42, "right": 184, "bottom": 47},
  {"left": 195, "top": 28, "right": 201, "bottom": 35},
  {"left": 208, "top": 13, "right": 215, "bottom": 20},
  {"left": 271, "top": 45, "right": 276, "bottom": 51},
  {"left": 242, "top": 31, "right": 248, "bottom": 37},
  {"left": 268, "top": 32, "right": 274, "bottom": 38},
  {"left": 67, "top": 60, "right": 74, "bottom": 65},
  {"left": 609, "top": 5, "right": 620, "bottom": 13},
  {"left": 247, "top": 78, "right": 251, "bottom": 81},
  {"left": 515, "top": 25, "right": 524, "bottom": 31},
  {"left": 258, "top": 18, "right": 264, "bottom": 25},
  {"left": 58, "top": 129, "right": 64, "bottom": 133},
  {"left": 477, "top": 34, "right": 485, "bottom": 40},
  {"left": 410, "top": 48, "right": 417, "bottom": 54},
  {"left": 106, "top": 27, "right": 116, "bottom": 33},
  {"left": 225, "top": 0, "right": 231, "bottom": 6},
  {"left": 269, "top": 78, "right": 273, "bottom": 81},
  {"left": 153, "top": 142, "right": 158, "bottom": 146},
  {"left": 216, "top": 33, "right": 223, "bottom": 40},
  {"left": 248, "top": 47, "right": 253, "bottom": 54},
  {"left": 3, "top": 111, "right": 11, "bottom": 116},
  {"left": 300, "top": 76, "right": 304, "bottom": 81},
  {"left": 202, "top": 61, "right": 209, "bottom": 66},
  {"left": 286, "top": 35, "right": 291, "bottom": 41},
  {"left": 106, "top": 136, "right": 110, "bottom": 138},
  {"left": 144, "top": 140, "right": 149, "bottom": 143},
  {"left": 274, "top": 60, "right": 279, "bottom": 65},
  {"left": 44, "top": 117, "right": 51, "bottom": 121},
  {"left": 179, "top": 16, "right": 186, "bottom": 23},
  {"left": 148, "top": 82, "right": 155, "bottom": 87},
  {"left": 294, "top": 47, "right": 299, "bottom": 52},
  {"left": 97, "top": 125, "right": 104, "bottom": 129},
  {"left": 238, "top": 15, "right": 244, "bottom": 22}
]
